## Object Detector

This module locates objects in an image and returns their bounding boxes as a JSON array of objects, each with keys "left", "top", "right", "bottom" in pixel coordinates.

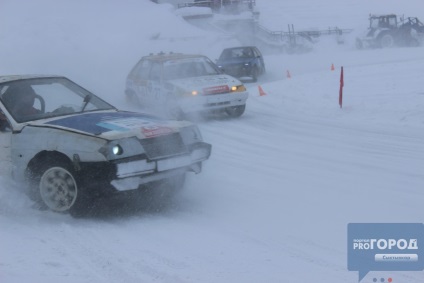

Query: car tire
[
  {"left": 261, "top": 65, "right": 266, "bottom": 75},
  {"left": 29, "top": 160, "right": 92, "bottom": 216},
  {"left": 379, "top": 33, "right": 394, "bottom": 48},
  {"left": 225, "top": 104, "right": 246, "bottom": 118},
  {"left": 251, "top": 67, "right": 259, "bottom": 82}
]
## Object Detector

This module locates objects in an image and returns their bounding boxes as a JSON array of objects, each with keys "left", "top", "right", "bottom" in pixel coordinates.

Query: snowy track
[
  {"left": 2, "top": 55, "right": 423, "bottom": 282},
  {"left": 1, "top": 0, "right": 424, "bottom": 282}
]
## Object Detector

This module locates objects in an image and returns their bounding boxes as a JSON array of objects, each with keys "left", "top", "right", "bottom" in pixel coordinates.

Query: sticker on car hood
[
  {"left": 45, "top": 112, "right": 174, "bottom": 136},
  {"left": 203, "top": 85, "right": 230, "bottom": 95}
]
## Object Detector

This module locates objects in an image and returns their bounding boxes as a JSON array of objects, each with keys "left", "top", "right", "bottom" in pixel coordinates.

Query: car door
[
  {"left": 253, "top": 47, "right": 265, "bottom": 73},
  {"left": 0, "top": 123, "right": 12, "bottom": 177},
  {"left": 127, "top": 59, "right": 152, "bottom": 105},
  {"left": 146, "top": 61, "right": 166, "bottom": 104},
  {"left": 0, "top": 92, "right": 13, "bottom": 178}
]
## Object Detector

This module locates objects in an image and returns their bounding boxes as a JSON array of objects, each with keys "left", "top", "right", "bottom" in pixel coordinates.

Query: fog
[{"left": 1, "top": 0, "right": 424, "bottom": 282}]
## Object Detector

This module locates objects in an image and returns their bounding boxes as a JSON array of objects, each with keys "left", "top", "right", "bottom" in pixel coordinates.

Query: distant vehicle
[
  {"left": 356, "top": 14, "right": 424, "bottom": 49},
  {"left": 216, "top": 46, "right": 266, "bottom": 82},
  {"left": 0, "top": 75, "right": 211, "bottom": 216},
  {"left": 177, "top": 0, "right": 256, "bottom": 14},
  {"left": 125, "top": 52, "right": 249, "bottom": 118}
]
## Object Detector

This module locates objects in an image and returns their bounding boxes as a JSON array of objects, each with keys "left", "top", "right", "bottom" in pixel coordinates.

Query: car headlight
[
  {"left": 99, "top": 137, "right": 144, "bottom": 160},
  {"left": 231, "top": 85, "right": 246, "bottom": 92},
  {"left": 112, "top": 144, "right": 123, "bottom": 155},
  {"left": 181, "top": 90, "right": 199, "bottom": 97},
  {"left": 177, "top": 87, "right": 199, "bottom": 97}
]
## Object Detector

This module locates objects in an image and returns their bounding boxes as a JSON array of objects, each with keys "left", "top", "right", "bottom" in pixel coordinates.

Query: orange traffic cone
[
  {"left": 286, "top": 70, "right": 291, "bottom": 79},
  {"left": 331, "top": 63, "right": 335, "bottom": 71},
  {"left": 258, "top": 85, "right": 267, "bottom": 96}
]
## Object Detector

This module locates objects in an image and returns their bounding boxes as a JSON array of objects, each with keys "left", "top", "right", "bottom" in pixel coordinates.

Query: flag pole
[{"left": 339, "top": 66, "right": 344, "bottom": 108}]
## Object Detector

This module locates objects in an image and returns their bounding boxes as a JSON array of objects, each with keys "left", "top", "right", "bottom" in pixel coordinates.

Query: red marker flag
[{"left": 339, "top": 66, "right": 344, "bottom": 108}]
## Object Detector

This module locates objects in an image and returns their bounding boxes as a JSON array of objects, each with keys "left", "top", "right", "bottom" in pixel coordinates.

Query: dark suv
[{"left": 216, "top": 46, "right": 266, "bottom": 82}]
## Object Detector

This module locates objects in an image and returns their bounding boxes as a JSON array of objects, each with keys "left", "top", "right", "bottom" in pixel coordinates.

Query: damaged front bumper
[
  {"left": 110, "top": 142, "right": 211, "bottom": 191},
  {"left": 179, "top": 91, "right": 248, "bottom": 113}
]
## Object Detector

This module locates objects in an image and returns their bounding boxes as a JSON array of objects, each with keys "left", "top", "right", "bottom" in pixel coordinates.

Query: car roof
[
  {"left": 141, "top": 52, "right": 208, "bottom": 62},
  {"left": 0, "top": 75, "right": 64, "bottom": 84},
  {"left": 370, "top": 14, "right": 397, "bottom": 18},
  {"left": 223, "top": 46, "right": 257, "bottom": 51}
]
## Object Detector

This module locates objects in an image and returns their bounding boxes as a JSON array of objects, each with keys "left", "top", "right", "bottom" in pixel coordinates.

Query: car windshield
[
  {"left": 219, "top": 48, "right": 253, "bottom": 60},
  {"left": 163, "top": 57, "right": 221, "bottom": 80},
  {"left": 0, "top": 77, "right": 115, "bottom": 123}
]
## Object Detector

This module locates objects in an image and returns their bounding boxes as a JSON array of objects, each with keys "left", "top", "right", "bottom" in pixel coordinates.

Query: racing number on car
[
  {"left": 148, "top": 81, "right": 163, "bottom": 101},
  {"left": 137, "top": 84, "right": 148, "bottom": 97}
]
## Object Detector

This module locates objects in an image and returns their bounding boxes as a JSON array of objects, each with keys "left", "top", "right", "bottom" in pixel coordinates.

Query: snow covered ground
[{"left": 1, "top": 0, "right": 423, "bottom": 282}]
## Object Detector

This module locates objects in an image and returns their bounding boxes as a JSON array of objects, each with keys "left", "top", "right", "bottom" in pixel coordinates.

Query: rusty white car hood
[
  {"left": 169, "top": 74, "right": 241, "bottom": 93},
  {"left": 30, "top": 111, "right": 190, "bottom": 140}
]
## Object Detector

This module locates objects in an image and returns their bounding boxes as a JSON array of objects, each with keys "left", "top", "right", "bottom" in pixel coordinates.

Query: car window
[
  {"left": 370, "top": 18, "right": 379, "bottom": 28},
  {"left": 32, "top": 83, "right": 84, "bottom": 112},
  {"left": 163, "top": 57, "right": 220, "bottom": 80},
  {"left": 219, "top": 49, "right": 232, "bottom": 60},
  {"left": 388, "top": 17, "right": 397, "bottom": 27},
  {"left": 232, "top": 48, "right": 244, "bottom": 58},
  {"left": 149, "top": 62, "right": 162, "bottom": 81},
  {"left": 253, "top": 48, "right": 260, "bottom": 57},
  {"left": 132, "top": 59, "right": 151, "bottom": 80},
  {"left": 0, "top": 77, "right": 114, "bottom": 123},
  {"left": 220, "top": 48, "right": 243, "bottom": 59},
  {"left": 242, "top": 48, "right": 253, "bottom": 57}
]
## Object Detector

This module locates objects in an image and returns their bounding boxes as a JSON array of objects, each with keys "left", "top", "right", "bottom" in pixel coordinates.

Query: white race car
[
  {"left": 125, "top": 53, "right": 249, "bottom": 118},
  {"left": 0, "top": 75, "right": 211, "bottom": 216}
]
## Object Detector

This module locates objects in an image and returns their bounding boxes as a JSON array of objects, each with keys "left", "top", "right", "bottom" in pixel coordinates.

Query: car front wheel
[
  {"left": 225, "top": 104, "right": 246, "bottom": 117},
  {"left": 29, "top": 160, "right": 92, "bottom": 216},
  {"left": 39, "top": 166, "right": 78, "bottom": 212},
  {"left": 251, "top": 67, "right": 259, "bottom": 82}
]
